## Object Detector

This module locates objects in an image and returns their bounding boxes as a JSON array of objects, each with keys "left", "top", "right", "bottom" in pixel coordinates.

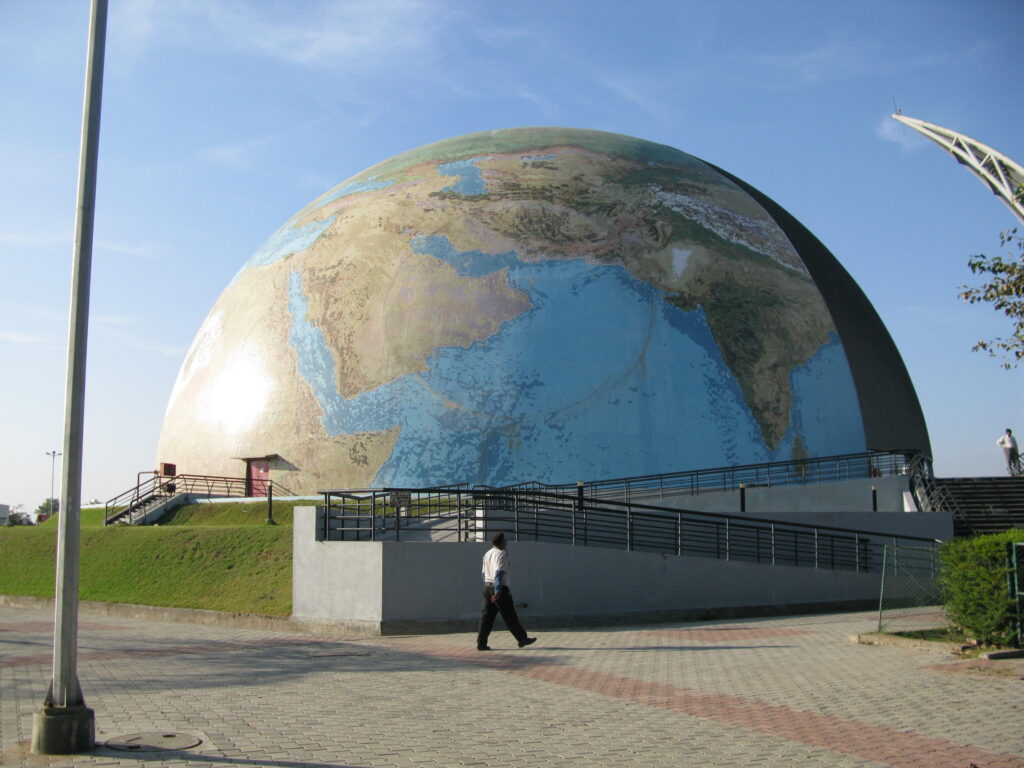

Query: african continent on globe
[{"left": 157, "top": 127, "right": 867, "bottom": 491}]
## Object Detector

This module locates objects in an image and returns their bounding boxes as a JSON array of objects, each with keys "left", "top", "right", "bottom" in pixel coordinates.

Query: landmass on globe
[{"left": 157, "top": 127, "right": 865, "bottom": 490}]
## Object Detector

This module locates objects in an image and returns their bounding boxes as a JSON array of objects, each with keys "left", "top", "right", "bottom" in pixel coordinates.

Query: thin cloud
[
  {"left": 876, "top": 116, "right": 927, "bottom": 153},
  {"left": 198, "top": 137, "right": 271, "bottom": 171},
  {"left": 113, "top": 0, "right": 446, "bottom": 72},
  {"left": 0, "top": 330, "right": 54, "bottom": 346},
  {"left": 98, "top": 325, "right": 187, "bottom": 358},
  {"left": 95, "top": 239, "right": 170, "bottom": 259},
  {"left": 750, "top": 41, "right": 859, "bottom": 86},
  {"left": 599, "top": 75, "right": 665, "bottom": 116},
  {"left": 92, "top": 314, "right": 134, "bottom": 328},
  {"left": 0, "top": 232, "right": 70, "bottom": 248}
]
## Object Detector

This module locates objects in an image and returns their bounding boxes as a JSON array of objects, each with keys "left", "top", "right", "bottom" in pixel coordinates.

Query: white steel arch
[{"left": 892, "top": 113, "right": 1024, "bottom": 224}]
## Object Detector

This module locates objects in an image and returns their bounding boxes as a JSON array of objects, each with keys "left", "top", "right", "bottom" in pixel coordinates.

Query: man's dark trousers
[{"left": 477, "top": 585, "right": 527, "bottom": 647}]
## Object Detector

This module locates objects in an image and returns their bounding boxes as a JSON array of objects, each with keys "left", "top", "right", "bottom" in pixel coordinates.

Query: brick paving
[{"left": 1, "top": 604, "right": 1022, "bottom": 767}]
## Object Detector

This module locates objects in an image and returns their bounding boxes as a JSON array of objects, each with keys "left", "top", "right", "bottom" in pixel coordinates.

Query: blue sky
[{"left": 1, "top": 0, "right": 1021, "bottom": 511}]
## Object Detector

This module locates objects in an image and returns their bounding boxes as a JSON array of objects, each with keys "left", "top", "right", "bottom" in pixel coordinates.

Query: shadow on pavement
[{"left": 91, "top": 747, "right": 367, "bottom": 768}]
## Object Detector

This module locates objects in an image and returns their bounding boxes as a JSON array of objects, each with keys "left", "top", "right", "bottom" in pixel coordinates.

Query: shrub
[{"left": 938, "top": 529, "right": 1024, "bottom": 647}]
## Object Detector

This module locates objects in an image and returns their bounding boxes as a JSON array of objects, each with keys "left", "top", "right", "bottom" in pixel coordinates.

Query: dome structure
[{"left": 157, "top": 127, "right": 929, "bottom": 492}]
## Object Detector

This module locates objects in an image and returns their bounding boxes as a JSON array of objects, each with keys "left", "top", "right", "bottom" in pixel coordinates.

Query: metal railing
[
  {"left": 499, "top": 449, "right": 922, "bottom": 505},
  {"left": 103, "top": 473, "right": 286, "bottom": 525},
  {"left": 318, "top": 486, "right": 940, "bottom": 575},
  {"left": 906, "top": 454, "right": 964, "bottom": 526}
]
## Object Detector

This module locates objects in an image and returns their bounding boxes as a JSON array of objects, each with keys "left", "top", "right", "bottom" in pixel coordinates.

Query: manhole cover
[{"left": 105, "top": 732, "right": 202, "bottom": 752}]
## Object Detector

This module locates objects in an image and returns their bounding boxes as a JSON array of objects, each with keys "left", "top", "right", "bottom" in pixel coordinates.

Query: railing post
[
  {"left": 725, "top": 518, "right": 730, "bottom": 560},
  {"left": 676, "top": 514, "right": 682, "bottom": 556},
  {"left": 457, "top": 492, "right": 462, "bottom": 542},
  {"left": 854, "top": 534, "right": 861, "bottom": 572},
  {"left": 394, "top": 494, "right": 400, "bottom": 542},
  {"left": 371, "top": 493, "right": 377, "bottom": 541},
  {"left": 577, "top": 481, "right": 586, "bottom": 545},
  {"left": 571, "top": 491, "right": 577, "bottom": 546},
  {"left": 771, "top": 523, "right": 776, "bottom": 565},
  {"left": 877, "top": 546, "right": 888, "bottom": 632},
  {"left": 513, "top": 494, "right": 519, "bottom": 542},
  {"left": 626, "top": 506, "right": 633, "bottom": 551},
  {"left": 814, "top": 529, "right": 819, "bottom": 569},
  {"left": 739, "top": 483, "right": 746, "bottom": 513}
]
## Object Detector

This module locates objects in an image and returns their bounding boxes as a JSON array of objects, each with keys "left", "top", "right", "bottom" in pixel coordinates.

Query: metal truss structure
[{"left": 892, "top": 113, "right": 1024, "bottom": 224}]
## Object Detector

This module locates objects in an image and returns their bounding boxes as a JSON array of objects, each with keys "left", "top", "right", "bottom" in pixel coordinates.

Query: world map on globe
[{"left": 157, "top": 127, "right": 866, "bottom": 491}]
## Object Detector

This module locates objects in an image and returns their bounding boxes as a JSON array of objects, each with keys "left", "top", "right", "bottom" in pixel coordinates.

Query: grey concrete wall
[
  {"left": 293, "top": 507, "right": 383, "bottom": 632},
  {"left": 293, "top": 507, "right": 930, "bottom": 635}
]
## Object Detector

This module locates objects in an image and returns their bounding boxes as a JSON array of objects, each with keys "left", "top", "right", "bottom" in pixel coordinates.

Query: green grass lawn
[
  {"left": 1, "top": 512, "right": 293, "bottom": 615},
  {"left": 159, "top": 499, "right": 307, "bottom": 526}
]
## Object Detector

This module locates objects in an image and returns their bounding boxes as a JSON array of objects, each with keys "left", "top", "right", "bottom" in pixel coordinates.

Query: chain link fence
[{"left": 877, "top": 544, "right": 945, "bottom": 634}]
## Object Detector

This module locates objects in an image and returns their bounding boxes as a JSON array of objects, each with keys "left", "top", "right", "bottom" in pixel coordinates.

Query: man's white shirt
[{"left": 482, "top": 547, "right": 509, "bottom": 587}]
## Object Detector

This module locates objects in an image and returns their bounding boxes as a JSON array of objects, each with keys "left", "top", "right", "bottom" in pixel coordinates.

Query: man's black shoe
[
  {"left": 477, "top": 645, "right": 491, "bottom": 651},
  {"left": 518, "top": 637, "right": 537, "bottom": 648}
]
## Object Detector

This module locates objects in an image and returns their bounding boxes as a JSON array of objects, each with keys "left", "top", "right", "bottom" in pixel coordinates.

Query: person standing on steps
[
  {"left": 997, "top": 428, "right": 1021, "bottom": 476},
  {"left": 476, "top": 532, "right": 537, "bottom": 651}
]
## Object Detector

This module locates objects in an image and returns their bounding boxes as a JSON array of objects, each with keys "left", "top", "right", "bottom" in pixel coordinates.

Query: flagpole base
[{"left": 31, "top": 705, "right": 95, "bottom": 754}]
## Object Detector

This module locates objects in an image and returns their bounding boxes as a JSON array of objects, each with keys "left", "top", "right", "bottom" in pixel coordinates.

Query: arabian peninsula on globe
[{"left": 157, "top": 127, "right": 874, "bottom": 492}]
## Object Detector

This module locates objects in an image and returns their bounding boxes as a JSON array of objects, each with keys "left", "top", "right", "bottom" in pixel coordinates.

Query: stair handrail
[
  {"left": 104, "top": 472, "right": 297, "bottom": 525},
  {"left": 907, "top": 454, "right": 963, "bottom": 519}
]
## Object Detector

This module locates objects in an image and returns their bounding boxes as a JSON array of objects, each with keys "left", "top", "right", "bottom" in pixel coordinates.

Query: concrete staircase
[{"left": 939, "top": 477, "right": 1024, "bottom": 536}]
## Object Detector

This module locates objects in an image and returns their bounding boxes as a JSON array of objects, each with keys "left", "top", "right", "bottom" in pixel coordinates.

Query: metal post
[
  {"left": 32, "top": 0, "right": 106, "bottom": 754},
  {"left": 770, "top": 523, "right": 776, "bottom": 565},
  {"left": 739, "top": 483, "right": 746, "bottom": 513},
  {"left": 725, "top": 518, "right": 730, "bottom": 560},
  {"left": 877, "top": 546, "right": 888, "bottom": 632},
  {"left": 872, "top": 485, "right": 878, "bottom": 512},
  {"left": 265, "top": 484, "right": 273, "bottom": 525},
  {"left": 513, "top": 495, "right": 519, "bottom": 542},
  {"left": 577, "top": 481, "right": 585, "bottom": 545},
  {"left": 46, "top": 451, "right": 62, "bottom": 518}
]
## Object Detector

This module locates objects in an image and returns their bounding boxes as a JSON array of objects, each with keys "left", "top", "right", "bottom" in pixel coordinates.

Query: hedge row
[{"left": 939, "top": 528, "right": 1024, "bottom": 647}]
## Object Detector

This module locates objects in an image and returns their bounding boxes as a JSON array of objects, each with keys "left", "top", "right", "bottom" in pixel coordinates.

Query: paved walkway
[{"left": 1, "top": 604, "right": 1022, "bottom": 768}]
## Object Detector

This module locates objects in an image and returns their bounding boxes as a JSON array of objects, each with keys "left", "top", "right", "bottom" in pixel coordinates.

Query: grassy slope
[
  {"left": 160, "top": 500, "right": 304, "bottom": 526},
  {"left": 1, "top": 502, "right": 296, "bottom": 615}
]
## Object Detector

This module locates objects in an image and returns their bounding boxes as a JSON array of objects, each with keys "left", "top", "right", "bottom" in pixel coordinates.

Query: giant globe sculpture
[{"left": 157, "top": 128, "right": 928, "bottom": 492}]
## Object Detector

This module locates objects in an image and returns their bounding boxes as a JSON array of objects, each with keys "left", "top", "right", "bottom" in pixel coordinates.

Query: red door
[{"left": 247, "top": 459, "right": 270, "bottom": 497}]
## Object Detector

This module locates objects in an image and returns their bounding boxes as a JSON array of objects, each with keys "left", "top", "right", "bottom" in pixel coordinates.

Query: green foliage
[
  {"left": 0, "top": 522, "right": 293, "bottom": 616},
  {"left": 959, "top": 186, "right": 1024, "bottom": 369},
  {"left": 938, "top": 529, "right": 1024, "bottom": 646},
  {"left": 34, "top": 498, "right": 59, "bottom": 517}
]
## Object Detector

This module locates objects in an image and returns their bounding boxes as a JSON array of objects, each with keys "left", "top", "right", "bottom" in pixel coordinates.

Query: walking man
[
  {"left": 997, "top": 428, "right": 1020, "bottom": 476},
  {"left": 477, "top": 532, "right": 537, "bottom": 651}
]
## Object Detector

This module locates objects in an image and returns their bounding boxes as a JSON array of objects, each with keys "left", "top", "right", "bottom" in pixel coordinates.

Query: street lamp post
[
  {"left": 31, "top": 0, "right": 107, "bottom": 755},
  {"left": 46, "top": 450, "right": 62, "bottom": 517}
]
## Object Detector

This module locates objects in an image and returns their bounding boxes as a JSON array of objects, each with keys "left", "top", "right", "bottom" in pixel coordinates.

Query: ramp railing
[
  {"left": 318, "top": 486, "right": 940, "bottom": 574},
  {"left": 500, "top": 449, "right": 921, "bottom": 504}
]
